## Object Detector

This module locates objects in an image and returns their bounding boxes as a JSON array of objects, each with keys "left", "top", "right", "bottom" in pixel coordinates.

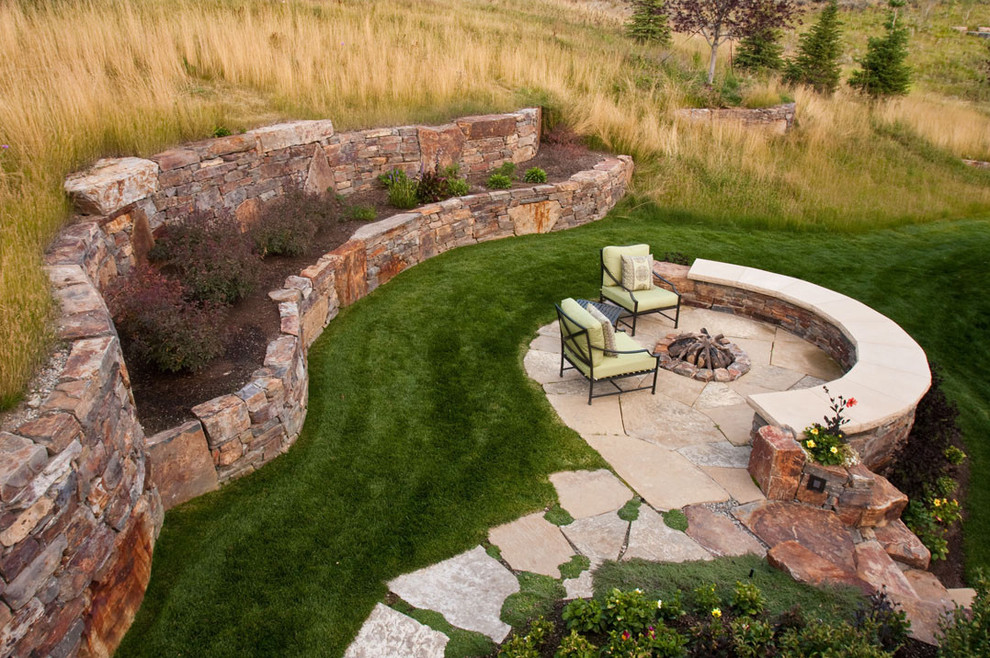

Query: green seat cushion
[
  {"left": 559, "top": 297, "right": 605, "bottom": 367},
  {"left": 602, "top": 285, "right": 679, "bottom": 312},
  {"left": 564, "top": 331, "right": 657, "bottom": 380},
  {"left": 602, "top": 244, "right": 649, "bottom": 287}
]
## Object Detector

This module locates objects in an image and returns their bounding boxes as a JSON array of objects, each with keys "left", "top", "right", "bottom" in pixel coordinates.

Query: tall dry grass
[{"left": 0, "top": 0, "right": 989, "bottom": 404}]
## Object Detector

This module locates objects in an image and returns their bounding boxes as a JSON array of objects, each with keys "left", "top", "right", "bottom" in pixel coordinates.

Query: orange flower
[{"left": 847, "top": 398, "right": 858, "bottom": 407}]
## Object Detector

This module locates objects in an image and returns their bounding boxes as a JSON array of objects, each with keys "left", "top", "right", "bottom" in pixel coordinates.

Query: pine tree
[
  {"left": 848, "top": 3, "right": 911, "bottom": 97},
  {"left": 626, "top": 0, "right": 673, "bottom": 47},
  {"left": 784, "top": 0, "right": 843, "bottom": 95},
  {"left": 736, "top": 27, "right": 785, "bottom": 72}
]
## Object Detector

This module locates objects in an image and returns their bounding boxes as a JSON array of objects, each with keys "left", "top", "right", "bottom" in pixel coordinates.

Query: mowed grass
[
  {"left": 119, "top": 208, "right": 990, "bottom": 656},
  {"left": 2, "top": 0, "right": 990, "bottom": 404}
]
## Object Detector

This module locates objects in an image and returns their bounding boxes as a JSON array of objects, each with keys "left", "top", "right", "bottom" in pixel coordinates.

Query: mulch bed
[{"left": 130, "top": 140, "right": 605, "bottom": 434}]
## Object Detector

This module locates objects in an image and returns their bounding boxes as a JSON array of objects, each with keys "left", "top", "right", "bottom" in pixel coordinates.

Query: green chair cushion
[
  {"left": 602, "top": 244, "right": 649, "bottom": 287},
  {"left": 564, "top": 331, "right": 657, "bottom": 380},
  {"left": 602, "top": 285, "right": 679, "bottom": 312},
  {"left": 559, "top": 297, "right": 605, "bottom": 367}
]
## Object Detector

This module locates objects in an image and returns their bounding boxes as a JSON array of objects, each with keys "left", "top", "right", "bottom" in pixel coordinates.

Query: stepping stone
[
  {"left": 388, "top": 546, "right": 518, "bottom": 643},
  {"left": 344, "top": 603, "right": 448, "bottom": 658},
  {"left": 678, "top": 442, "right": 751, "bottom": 468},
  {"left": 873, "top": 519, "right": 930, "bottom": 569},
  {"left": 561, "top": 512, "right": 629, "bottom": 563},
  {"left": 694, "top": 383, "right": 746, "bottom": 410},
  {"left": 550, "top": 469, "right": 632, "bottom": 519},
  {"left": 651, "top": 368, "right": 707, "bottom": 407},
  {"left": 620, "top": 394, "right": 724, "bottom": 448},
  {"left": 624, "top": 506, "right": 712, "bottom": 563},
  {"left": 684, "top": 505, "right": 765, "bottom": 557},
  {"left": 488, "top": 513, "right": 574, "bottom": 578},
  {"left": 700, "top": 467, "right": 765, "bottom": 504},
  {"left": 731, "top": 364, "right": 805, "bottom": 393},
  {"left": 732, "top": 338, "right": 772, "bottom": 366},
  {"left": 770, "top": 340, "right": 844, "bottom": 381},
  {"left": 854, "top": 541, "right": 918, "bottom": 601},
  {"left": 564, "top": 568, "right": 596, "bottom": 599},
  {"left": 702, "top": 403, "right": 757, "bottom": 446},
  {"left": 524, "top": 350, "right": 576, "bottom": 385},
  {"left": 585, "top": 434, "right": 730, "bottom": 510},
  {"left": 767, "top": 540, "right": 866, "bottom": 591},
  {"left": 529, "top": 334, "right": 560, "bottom": 353},
  {"left": 538, "top": 322, "right": 561, "bottom": 338},
  {"left": 547, "top": 393, "right": 625, "bottom": 436},
  {"left": 732, "top": 501, "right": 857, "bottom": 571}
]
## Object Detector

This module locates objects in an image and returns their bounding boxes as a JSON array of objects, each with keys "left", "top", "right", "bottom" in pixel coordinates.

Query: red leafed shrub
[
  {"left": 106, "top": 266, "right": 224, "bottom": 373},
  {"left": 149, "top": 211, "right": 259, "bottom": 304}
]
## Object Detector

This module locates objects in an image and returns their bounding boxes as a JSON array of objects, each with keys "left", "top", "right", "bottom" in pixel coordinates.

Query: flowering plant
[{"left": 802, "top": 386, "right": 857, "bottom": 466}]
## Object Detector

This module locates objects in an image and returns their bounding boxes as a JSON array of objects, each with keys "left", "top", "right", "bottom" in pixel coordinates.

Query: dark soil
[{"left": 130, "top": 140, "right": 605, "bottom": 435}]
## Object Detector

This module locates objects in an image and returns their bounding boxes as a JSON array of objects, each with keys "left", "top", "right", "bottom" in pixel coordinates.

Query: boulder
[
  {"left": 64, "top": 158, "right": 159, "bottom": 216},
  {"left": 873, "top": 519, "right": 930, "bottom": 569},
  {"left": 748, "top": 425, "right": 804, "bottom": 500},
  {"left": 145, "top": 421, "right": 219, "bottom": 510}
]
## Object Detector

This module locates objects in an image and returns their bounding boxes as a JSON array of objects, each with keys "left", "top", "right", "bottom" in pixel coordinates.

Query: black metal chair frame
[
  {"left": 599, "top": 248, "right": 681, "bottom": 336},
  {"left": 555, "top": 304, "right": 659, "bottom": 405}
]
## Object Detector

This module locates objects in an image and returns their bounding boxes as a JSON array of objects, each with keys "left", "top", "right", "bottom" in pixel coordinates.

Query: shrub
[
  {"left": 854, "top": 590, "right": 910, "bottom": 653},
  {"left": 487, "top": 173, "right": 513, "bottom": 190},
  {"left": 498, "top": 617, "right": 553, "bottom": 658},
  {"left": 562, "top": 598, "right": 604, "bottom": 634},
  {"left": 778, "top": 620, "right": 892, "bottom": 657},
  {"left": 250, "top": 203, "right": 317, "bottom": 257},
  {"left": 938, "top": 571, "right": 990, "bottom": 657},
  {"left": 492, "top": 161, "right": 517, "bottom": 179},
  {"left": 731, "top": 581, "right": 765, "bottom": 617},
  {"left": 902, "top": 494, "right": 961, "bottom": 561},
  {"left": 656, "top": 590, "right": 685, "bottom": 621},
  {"left": 730, "top": 618, "right": 774, "bottom": 658},
  {"left": 602, "top": 588, "right": 656, "bottom": 633},
  {"left": 346, "top": 205, "right": 376, "bottom": 221},
  {"left": 556, "top": 630, "right": 597, "bottom": 658},
  {"left": 107, "top": 266, "right": 224, "bottom": 373},
  {"left": 784, "top": 0, "right": 843, "bottom": 95},
  {"left": 523, "top": 167, "right": 547, "bottom": 184},
  {"left": 415, "top": 166, "right": 451, "bottom": 204},
  {"left": 448, "top": 177, "right": 470, "bottom": 196},
  {"left": 211, "top": 124, "right": 231, "bottom": 138},
  {"left": 379, "top": 168, "right": 419, "bottom": 209},
  {"left": 148, "top": 211, "right": 259, "bottom": 304},
  {"left": 691, "top": 583, "right": 721, "bottom": 614}
]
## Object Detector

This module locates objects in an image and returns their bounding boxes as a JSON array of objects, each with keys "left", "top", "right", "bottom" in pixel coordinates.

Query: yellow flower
[
  {"left": 711, "top": 608, "right": 722, "bottom": 618},
  {"left": 830, "top": 446, "right": 839, "bottom": 454},
  {"left": 933, "top": 498, "right": 941, "bottom": 507},
  {"left": 806, "top": 440, "right": 816, "bottom": 449},
  {"left": 811, "top": 428, "right": 819, "bottom": 436}
]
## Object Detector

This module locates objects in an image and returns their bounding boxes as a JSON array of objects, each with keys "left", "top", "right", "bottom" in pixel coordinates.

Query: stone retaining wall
[
  {"left": 0, "top": 109, "right": 631, "bottom": 656},
  {"left": 654, "top": 260, "right": 929, "bottom": 470},
  {"left": 675, "top": 102, "right": 796, "bottom": 135}
]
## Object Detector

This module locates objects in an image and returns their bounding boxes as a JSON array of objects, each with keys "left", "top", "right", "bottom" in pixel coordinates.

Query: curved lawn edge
[{"left": 117, "top": 211, "right": 990, "bottom": 656}]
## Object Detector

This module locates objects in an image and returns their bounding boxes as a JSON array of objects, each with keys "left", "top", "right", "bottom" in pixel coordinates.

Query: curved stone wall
[
  {"left": 655, "top": 259, "right": 931, "bottom": 470},
  {"left": 0, "top": 109, "right": 633, "bottom": 656}
]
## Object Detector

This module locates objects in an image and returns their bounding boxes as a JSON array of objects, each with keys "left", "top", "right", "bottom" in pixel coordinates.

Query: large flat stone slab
[
  {"left": 702, "top": 404, "right": 757, "bottom": 446},
  {"left": 344, "top": 604, "right": 448, "bottom": 658},
  {"left": 770, "top": 340, "right": 844, "bottom": 381},
  {"left": 700, "top": 467, "right": 765, "bottom": 504},
  {"left": 767, "top": 541, "right": 866, "bottom": 591},
  {"left": 488, "top": 513, "right": 574, "bottom": 578},
  {"left": 684, "top": 505, "right": 765, "bottom": 557},
  {"left": 388, "top": 546, "right": 518, "bottom": 642},
  {"left": 732, "top": 338, "right": 772, "bottom": 366},
  {"left": 550, "top": 469, "right": 632, "bottom": 519},
  {"left": 678, "top": 443, "right": 751, "bottom": 468},
  {"left": 529, "top": 334, "right": 560, "bottom": 354},
  {"left": 651, "top": 369, "right": 707, "bottom": 407},
  {"left": 854, "top": 541, "right": 918, "bottom": 601},
  {"left": 564, "top": 569, "right": 595, "bottom": 599},
  {"left": 560, "top": 512, "right": 629, "bottom": 563},
  {"left": 548, "top": 394, "right": 625, "bottom": 436},
  {"left": 730, "top": 364, "right": 805, "bottom": 393},
  {"left": 585, "top": 435, "right": 730, "bottom": 510},
  {"left": 694, "top": 383, "right": 747, "bottom": 410},
  {"left": 524, "top": 350, "right": 577, "bottom": 385},
  {"left": 624, "top": 506, "right": 712, "bottom": 563},
  {"left": 620, "top": 394, "right": 724, "bottom": 448},
  {"left": 732, "top": 501, "right": 857, "bottom": 571}
]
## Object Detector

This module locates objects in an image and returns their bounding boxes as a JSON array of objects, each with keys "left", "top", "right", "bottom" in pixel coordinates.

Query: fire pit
[{"left": 654, "top": 328, "right": 750, "bottom": 382}]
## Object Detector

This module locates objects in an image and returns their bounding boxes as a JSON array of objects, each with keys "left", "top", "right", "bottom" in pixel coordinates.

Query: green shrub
[
  {"left": 107, "top": 266, "right": 224, "bottom": 373},
  {"left": 498, "top": 617, "right": 553, "bottom": 658},
  {"left": 562, "top": 598, "right": 604, "bottom": 634},
  {"left": 602, "top": 588, "right": 657, "bottom": 633},
  {"left": 387, "top": 176, "right": 418, "bottom": 209},
  {"left": 778, "top": 620, "right": 892, "bottom": 657},
  {"left": 938, "top": 571, "right": 990, "bottom": 657},
  {"left": 523, "top": 167, "right": 547, "bottom": 184},
  {"left": 556, "top": 630, "right": 597, "bottom": 658},
  {"left": 731, "top": 581, "right": 765, "bottom": 617},
  {"left": 448, "top": 177, "right": 470, "bottom": 196},
  {"left": 492, "top": 161, "right": 516, "bottom": 178},
  {"left": 148, "top": 212, "right": 259, "bottom": 304},
  {"left": 730, "top": 618, "right": 774, "bottom": 658},
  {"left": 211, "top": 124, "right": 231, "bottom": 138},
  {"left": 691, "top": 582, "right": 722, "bottom": 614},
  {"left": 657, "top": 590, "right": 685, "bottom": 621},
  {"left": 347, "top": 205, "right": 376, "bottom": 221},
  {"left": 487, "top": 173, "right": 513, "bottom": 190}
]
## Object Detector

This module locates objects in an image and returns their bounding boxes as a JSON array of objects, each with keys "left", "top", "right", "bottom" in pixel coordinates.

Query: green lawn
[{"left": 119, "top": 203, "right": 990, "bottom": 656}]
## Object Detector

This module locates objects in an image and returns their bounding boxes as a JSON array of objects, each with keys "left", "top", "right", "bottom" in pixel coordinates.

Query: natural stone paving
[
  {"left": 547, "top": 394, "right": 625, "bottom": 436},
  {"left": 560, "top": 512, "right": 630, "bottom": 563},
  {"left": 344, "top": 604, "right": 448, "bottom": 658},
  {"left": 677, "top": 442, "right": 752, "bottom": 468},
  {"left": 488, "top": 513, "right": 574, "bottom": 578},
  {"left": 563, "top": 568, "right": 595, "bottom": 599},
  {"left": 624, "top": 507, "right": 712, "bottom": 563},
  {"left": 684, "top": 505, "right": 765, "bottom": 557},
  {"left": 621, "top": 394, "right": 725, "bottom": 448},
  {"left": 550, "top": 469, "right": 632, "bottom": 519},
  {"left": 700, "top": 467, "right": 765, "bottom": 504},
  {"left": 388, "top": 546, "right": 518, "bottom": 643},
  {"left": 701, "top": 404, "right": 758, "bottom": 446}
]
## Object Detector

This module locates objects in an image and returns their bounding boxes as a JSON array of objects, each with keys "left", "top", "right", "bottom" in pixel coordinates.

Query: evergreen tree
[
  {"left": 784, "top": 0, "right": 843, "bottom": 95},
  {"left": 848, "top": 2, "right": 911, "bottom": 97},
  {"left": 626, "top": 0, "right": 673, "bottom": 47},
  {"left": 736, "top": 27, "right": 785, "bottom": 72}
]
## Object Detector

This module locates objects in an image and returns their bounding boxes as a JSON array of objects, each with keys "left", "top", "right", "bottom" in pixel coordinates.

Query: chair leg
[
  {"left": 674, "top": 300, "right": 681, "bottom": 328},
  {"left": 588, "top": 379, "right": 594, "bottom": 405},
  {"left": 631, "top": 313, "right": 638, "bottom": 336},
  {"left": 559, "top": 352, "right": 565, "bottom": 377},
  {"left": 651, "top": 368, "right": 658, "bottom": 395}
]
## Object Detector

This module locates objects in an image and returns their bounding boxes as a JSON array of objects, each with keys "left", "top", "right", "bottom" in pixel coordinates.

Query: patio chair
[
  {"left": 556, "top": 298, "right": 659, "bottom": 405},
  {"left": 600, "top": 244, "right": 681, "bottom": 336}
]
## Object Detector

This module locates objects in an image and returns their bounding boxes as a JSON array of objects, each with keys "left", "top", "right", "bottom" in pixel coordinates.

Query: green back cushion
[
  {"left": 560, "top": 298, "right": 605, "bottom": 367},
  {"left": 602, "top": 244, "right": 650, "bottom": 287}
]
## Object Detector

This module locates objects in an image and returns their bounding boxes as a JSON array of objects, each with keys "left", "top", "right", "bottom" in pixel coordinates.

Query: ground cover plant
[
  {"left": 3, "top": 0, "right": 990, "bottom": 409},
  {"left": 118, "top": 207, "right": 990, "bottom": 656}
]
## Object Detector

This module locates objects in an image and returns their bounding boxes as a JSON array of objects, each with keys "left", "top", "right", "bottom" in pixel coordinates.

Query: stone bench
[{"left": 655, "top": 258, "right": 931, "bottom": 469}]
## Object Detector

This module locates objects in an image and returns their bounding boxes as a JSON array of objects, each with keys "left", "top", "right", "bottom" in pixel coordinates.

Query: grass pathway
[{"left": 119, "top": 204, "right": 990, "bottom": 656}]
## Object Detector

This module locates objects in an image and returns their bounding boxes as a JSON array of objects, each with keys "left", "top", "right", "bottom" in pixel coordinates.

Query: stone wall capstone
[
  {"left": 675, "top": 102, "right": 796, "bottom": 135},
  {"left": 0, "top": 108, "right": 632, "bottom": 657}
]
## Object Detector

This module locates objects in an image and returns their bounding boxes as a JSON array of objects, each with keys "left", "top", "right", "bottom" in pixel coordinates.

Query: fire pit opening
[{"left": 654, "top": 328, "right": 751, "bottom": 382}]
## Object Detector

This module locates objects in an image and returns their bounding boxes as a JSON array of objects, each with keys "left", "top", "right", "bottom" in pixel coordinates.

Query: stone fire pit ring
[{"left": 654, "top": 331, "right": 751, "bottom": 382}]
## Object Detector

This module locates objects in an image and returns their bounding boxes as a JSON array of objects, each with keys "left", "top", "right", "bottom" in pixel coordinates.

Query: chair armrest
[
  {"left": 590, "top": 345, "right": 657, "bottom": 358},
  {"left": 652, "top": 273, "right": 681, "bottom": 295}
]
